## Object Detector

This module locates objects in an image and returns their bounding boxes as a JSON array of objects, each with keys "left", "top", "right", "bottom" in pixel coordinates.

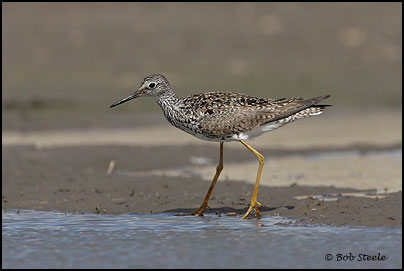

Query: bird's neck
[
  {"left": 155, "top": 89, "right": 189, "bottom": 129},
  {"left": 155, "top": 88, "right": 182, "bottom": 114}
]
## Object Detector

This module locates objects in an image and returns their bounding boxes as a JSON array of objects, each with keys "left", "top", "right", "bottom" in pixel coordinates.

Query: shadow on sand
[{"left": 163, "top": 205, "right": 294, "bottom": 217}]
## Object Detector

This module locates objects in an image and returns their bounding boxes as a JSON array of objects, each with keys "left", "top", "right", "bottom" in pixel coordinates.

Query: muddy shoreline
[{"left": 2, "top": 144, "right": 401, "bottom": 227}]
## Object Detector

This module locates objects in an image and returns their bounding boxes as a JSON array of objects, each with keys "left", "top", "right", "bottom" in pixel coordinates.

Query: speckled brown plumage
[
  {"left": 178, "top": 92, "right": 330, "bottom": 141},
  {"left": 111, "top": 74, "right": 331, "bottom": 142}
]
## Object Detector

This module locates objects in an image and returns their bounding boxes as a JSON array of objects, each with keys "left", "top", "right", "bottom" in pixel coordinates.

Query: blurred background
[
  {"left": 2, "top": 2, "right": 402, "bottom": 131},
  {"left": 2, "top": 5, "right": 402, "bottom": 269}
]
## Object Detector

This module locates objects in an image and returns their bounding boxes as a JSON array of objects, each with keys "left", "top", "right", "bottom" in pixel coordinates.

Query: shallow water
[{"left": 2, "top": 210, "right": 402, "bottom": 268}]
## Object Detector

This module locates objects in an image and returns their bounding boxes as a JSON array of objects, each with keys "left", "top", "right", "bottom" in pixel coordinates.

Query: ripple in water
[{"left": 2, "top": 210, "right": 402, "bottom": 268}]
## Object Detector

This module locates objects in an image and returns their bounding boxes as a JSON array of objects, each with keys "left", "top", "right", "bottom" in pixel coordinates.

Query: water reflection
[{"left": 2, "top": 210, "right": 402, "bottom": 268}]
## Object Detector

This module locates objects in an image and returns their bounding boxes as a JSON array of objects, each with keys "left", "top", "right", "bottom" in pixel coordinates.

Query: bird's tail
[{"left": 267, "top": 95, "right": 331, "bottom": 123}]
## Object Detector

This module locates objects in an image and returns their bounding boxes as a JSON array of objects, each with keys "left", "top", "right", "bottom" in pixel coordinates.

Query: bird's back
[{"left": 172, "top": 91, "right": 330, "bottom": 141}]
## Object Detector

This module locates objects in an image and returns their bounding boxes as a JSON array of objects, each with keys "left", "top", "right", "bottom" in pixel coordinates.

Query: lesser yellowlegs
[{"left": 110, "top": 74, "right": 331, "bottom": 219}]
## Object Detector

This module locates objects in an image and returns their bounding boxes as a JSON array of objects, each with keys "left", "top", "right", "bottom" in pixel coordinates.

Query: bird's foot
[
  {"left": 175, "top": 204, "right": 212, "bottom": 217},
  {"left": 241, "top": 200, "right": 262, "bottom": 219}
]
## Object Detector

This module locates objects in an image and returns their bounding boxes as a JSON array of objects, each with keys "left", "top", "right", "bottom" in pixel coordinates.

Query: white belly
[
  {"left": 231, "top": 122, "right": 283, "bottom": 141},
  {"left": 231, "top": 109, "right": 324, "bottom": 141}
]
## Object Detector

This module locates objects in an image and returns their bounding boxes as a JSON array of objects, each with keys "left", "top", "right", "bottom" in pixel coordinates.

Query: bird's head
[{"left": 110, "top": 74, "right": 171, "bottom": 108}]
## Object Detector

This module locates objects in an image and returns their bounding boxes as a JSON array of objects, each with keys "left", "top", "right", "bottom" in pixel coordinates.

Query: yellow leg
[
  {"left": 176, "top": 142, "right": 224, "bottom": 216},
  {"left": 240, "top": 140, "right": 264, "bottom": 219}
]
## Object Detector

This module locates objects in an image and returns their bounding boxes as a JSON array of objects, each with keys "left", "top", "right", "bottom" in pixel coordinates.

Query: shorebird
[{"left": 110, "top": 74, "right": 330, "bottom": 219}]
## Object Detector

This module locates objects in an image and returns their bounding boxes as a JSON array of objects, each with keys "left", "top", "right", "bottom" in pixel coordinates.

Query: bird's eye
[{"left": 148, "top": 82, "right": 156, "bottom": 89}]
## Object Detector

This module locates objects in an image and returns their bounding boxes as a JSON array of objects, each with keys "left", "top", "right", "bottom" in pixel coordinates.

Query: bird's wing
[{"left": 197, "top": 94, "right": 330, "bottom": 137}]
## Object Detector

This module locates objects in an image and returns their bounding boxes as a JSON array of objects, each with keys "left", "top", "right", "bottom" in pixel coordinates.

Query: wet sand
[{"left": 2, "top": 143, "right": 401, "bottom": 227}]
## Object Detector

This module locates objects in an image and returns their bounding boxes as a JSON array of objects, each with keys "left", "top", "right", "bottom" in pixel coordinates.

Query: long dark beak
[{"left": 110, "top": 93, "right": 138, "bottom": 108}]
